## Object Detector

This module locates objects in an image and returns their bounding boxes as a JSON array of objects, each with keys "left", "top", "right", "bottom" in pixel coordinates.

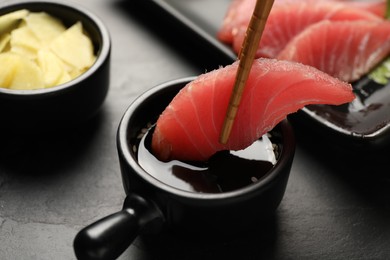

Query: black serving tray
[{"left": 146, "top": 0, "right": 390, "bottom": 151}]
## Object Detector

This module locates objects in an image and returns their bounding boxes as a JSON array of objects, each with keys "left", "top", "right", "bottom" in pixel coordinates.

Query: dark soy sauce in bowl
[{"left": 135, "top": 125, "right": 282, "bottom": 193}]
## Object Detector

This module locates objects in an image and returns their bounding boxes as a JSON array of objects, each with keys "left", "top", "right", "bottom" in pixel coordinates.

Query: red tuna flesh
[
  {"left": 218, "top": 0, "right": 384, "bottom": 58},
  {"left": 232, "top": 1, "right": 382, "bottom": 58},
  {"left": 152, "top": 59, "right": 355, "bottom": 162},
  {"left": 278, "top": 20, "right": 390, "bottom": 82}
]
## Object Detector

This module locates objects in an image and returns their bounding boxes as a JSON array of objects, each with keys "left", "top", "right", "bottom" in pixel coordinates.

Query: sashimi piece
[
  {"left": 217, "top": 0, "right": 385, "bottom": 44},
  {"left": 278, "top": 20, "right": 390, "bottom": 82},
  {"left": 151, "top": 59, "right": 354, "bottom": 162},
  {"left": 217, "top": 0, "right": 308, "bottom": 44},
  {"left": 217, "top": 0, "right": 312, "bottom": 44},
  {"left": 231, "top": 1, "right": 382, "bottom": 58}
]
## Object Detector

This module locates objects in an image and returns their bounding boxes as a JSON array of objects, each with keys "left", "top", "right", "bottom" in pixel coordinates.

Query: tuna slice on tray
[
  {"left": 151, "top": 59, "right": 355, "bottom": 162},
  {"left": 277, "top": 20, "right": 390, "bottom": 83},
  {"left": 218, "top": 0, "right": 385, "bottom": 58}
]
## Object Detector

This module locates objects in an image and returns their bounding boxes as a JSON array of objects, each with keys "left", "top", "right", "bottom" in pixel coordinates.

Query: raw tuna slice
[
  {"left": 218, "top": 0, "right": 385, "bottom": 42},
  {"left": 278, "top": 20, "right": 390, "bottom": 82},
  {"left": 218, "top": 0, "right": 384, "bottom": 58},
  {"left": 231, "top": 1, "right": 382, "bottom": 58},
  {"left": 152, "top": 59, "right": 354, "bottom": 162},
  {"left": 217, "top": 0, "right": 299, "bottom": 44}
]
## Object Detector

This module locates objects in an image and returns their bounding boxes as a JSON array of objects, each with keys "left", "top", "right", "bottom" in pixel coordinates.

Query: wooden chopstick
[{"left": 219, "top": 0, "right": 274, "bottom": 144}]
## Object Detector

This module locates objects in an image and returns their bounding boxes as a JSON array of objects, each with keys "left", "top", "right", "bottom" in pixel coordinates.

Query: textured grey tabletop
[{"left": 1, "top": 0, "right": 390, "bottom": 259}]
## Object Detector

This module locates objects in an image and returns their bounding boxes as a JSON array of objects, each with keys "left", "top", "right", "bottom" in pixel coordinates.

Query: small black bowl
[
  {"left": 0, "top": 0, "right": 110, "bottom": 134},
  {"left": 74, "top": 77, "right": 296, "bottom": 260}
]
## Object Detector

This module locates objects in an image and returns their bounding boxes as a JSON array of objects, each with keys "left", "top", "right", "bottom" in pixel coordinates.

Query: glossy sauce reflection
[
  {"left": 306, "top": 75, "right": 390, "bottom": 134},
  {"left": 136, "top": 127, "right": 281, "bottom": 193}
]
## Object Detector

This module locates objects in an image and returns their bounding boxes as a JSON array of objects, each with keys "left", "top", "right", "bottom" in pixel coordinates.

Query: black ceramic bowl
[
  {"left": 74, "top": 77, "right": 296, "bottom": 260},
  {"left": 0, "top": 0, "right": 110, "bottom": 134}
]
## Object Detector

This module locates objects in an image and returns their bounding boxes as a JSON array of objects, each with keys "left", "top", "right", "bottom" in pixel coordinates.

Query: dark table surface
[{"left": 1, "top": 0, "right": 390, "bottom": 259}]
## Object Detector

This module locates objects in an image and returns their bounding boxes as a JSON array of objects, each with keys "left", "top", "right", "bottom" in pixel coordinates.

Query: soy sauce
[
  {"left": 305, "top": 73, "right": 390, "bottom": 135},
  {"left": 135, "top": 126, "right": 282, "bottom": 193}
]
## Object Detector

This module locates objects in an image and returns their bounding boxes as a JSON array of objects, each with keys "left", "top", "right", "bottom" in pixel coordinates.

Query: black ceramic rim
[
  {"left": 0, "top": 0, "right": 110, "bottom": 96},
  {"left": 117, "top": 77, "right": 295, "bottom": 201}
]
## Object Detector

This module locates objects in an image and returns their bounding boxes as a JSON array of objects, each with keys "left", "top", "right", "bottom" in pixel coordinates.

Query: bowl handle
[{"left": 73, "top": 194, "right": 164, "bottom": 260}]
